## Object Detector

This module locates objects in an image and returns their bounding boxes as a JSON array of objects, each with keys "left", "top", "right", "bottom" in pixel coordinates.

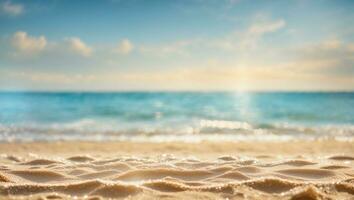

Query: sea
[{"left": 0, "top": 92, "right": 353, "bottom": 142}]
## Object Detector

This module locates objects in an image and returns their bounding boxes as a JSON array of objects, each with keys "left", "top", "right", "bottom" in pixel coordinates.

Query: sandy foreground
[{"left": 0, "top": 140, "right": 353, "bottom": 199}]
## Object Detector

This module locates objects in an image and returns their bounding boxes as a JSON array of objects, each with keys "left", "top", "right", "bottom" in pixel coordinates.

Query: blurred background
[{"left": 0, "top": 0, "right": 353, "bottom": 142}]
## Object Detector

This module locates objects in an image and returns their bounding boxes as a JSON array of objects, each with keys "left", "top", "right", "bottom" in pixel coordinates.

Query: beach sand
[{"left": 0, "top": 140, "right": 353, "bottom": 199}]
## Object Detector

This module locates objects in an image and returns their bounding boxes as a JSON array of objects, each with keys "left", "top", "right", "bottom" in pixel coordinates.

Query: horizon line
[{"left": 1, "top": 89, "right": 354, "bottom": 93}]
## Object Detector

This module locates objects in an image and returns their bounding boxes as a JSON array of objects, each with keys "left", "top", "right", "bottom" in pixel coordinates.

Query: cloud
[
  {"left": 239, "top": 18, "right": 286, "bottom": 49},
  {"left": 248, "top": 19, "right": 286, "bottom": 35},
  {"left": 7, "top": 31, "right": 94, "bottom": 59},
  {"left": 214, "top": 17, "right": 286, "bottom": 51},
  {"left": 114, "top": 39, "right": 134, "bottom": 55},
  {"left": 11, "top": 31, "right": 47, "bottom": 54},
  {"left": 7, "top": 31, "right": 96, "bottom": 60},
  {"left": 139, "top": 16, "right": 286, "bottom": 56},
  {"left": 0, "top": 0, "right": 24, "bottom": 16},
  {"left": 2, "top": 38, "right": 353, "bottom": 91},
  {"left": 66, "top": 37, "right": 93, "bottom": 57},
  {"left": 121, "top": 38, "right": 352, "bottom": 91}
]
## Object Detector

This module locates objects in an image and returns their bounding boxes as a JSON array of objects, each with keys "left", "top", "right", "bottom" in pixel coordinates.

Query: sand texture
[{"left": 0, "top": 140, "right": 353, "bottom": 199}]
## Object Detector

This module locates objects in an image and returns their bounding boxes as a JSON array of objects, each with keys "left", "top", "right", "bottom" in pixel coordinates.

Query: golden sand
[{"left": 0, "top": 140, "right": 353, "bottom": 199}]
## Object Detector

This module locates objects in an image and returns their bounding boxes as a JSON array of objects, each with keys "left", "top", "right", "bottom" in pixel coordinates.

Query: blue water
[{"left": 0, "top": 92, "right": 353, "bottom": 142}]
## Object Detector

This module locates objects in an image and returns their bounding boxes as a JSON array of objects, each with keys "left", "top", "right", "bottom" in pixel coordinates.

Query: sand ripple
[{"left": 0, "top": 155, "right": 353, "bottom": 199}]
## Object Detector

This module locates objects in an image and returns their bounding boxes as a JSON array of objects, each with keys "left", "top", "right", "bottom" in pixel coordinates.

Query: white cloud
[
  {"left": 114, "top": 39, "right": 134, "bottom": 55},
  {"left": 8, "top": 31, "right": 94, "bottom": 58},
  {"left": 208, "top": 17, "right": 286, "bottom": 52},
  {"left": 248, "top": 19, "right": 286, "bottom": 35},
  {"left": 11, "top": 31, "right": 47, "bottom": 53},
  {"left": 239, "top": 19, "right": 285, "bottom": 50},
  {"left": 1, "top": 0, "right": 24, "bottom": 16},
  {"left": 66, "top": 37, "right": 93, "bottom": 57}
]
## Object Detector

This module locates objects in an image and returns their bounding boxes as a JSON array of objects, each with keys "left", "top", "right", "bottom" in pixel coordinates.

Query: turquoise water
[{"left": 0, "top": 92, "right": 353, "bottom": 141}]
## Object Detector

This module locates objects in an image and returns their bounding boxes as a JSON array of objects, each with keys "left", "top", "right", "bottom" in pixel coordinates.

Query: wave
[{"left": 0, "top": 119, "right": 353, "bottom": 142}]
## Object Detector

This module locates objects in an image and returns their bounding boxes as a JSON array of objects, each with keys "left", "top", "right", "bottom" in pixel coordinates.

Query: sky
[{"left": 0, "top": 0, "right": 353, "bottom": 91}]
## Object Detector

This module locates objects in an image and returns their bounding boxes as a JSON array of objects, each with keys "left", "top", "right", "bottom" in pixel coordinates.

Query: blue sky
[{"left": 0, "top": 0, "right": 353, "bottom": 91}]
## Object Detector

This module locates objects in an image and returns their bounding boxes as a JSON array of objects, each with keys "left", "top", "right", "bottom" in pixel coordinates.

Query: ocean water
[{"left": 0, "top": 92, "right": 353, "bottom": 142}]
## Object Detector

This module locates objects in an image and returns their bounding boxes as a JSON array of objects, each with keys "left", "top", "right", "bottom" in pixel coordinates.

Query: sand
[{"left": 0, "top": 140, "right": 353, "bottom": 199}]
